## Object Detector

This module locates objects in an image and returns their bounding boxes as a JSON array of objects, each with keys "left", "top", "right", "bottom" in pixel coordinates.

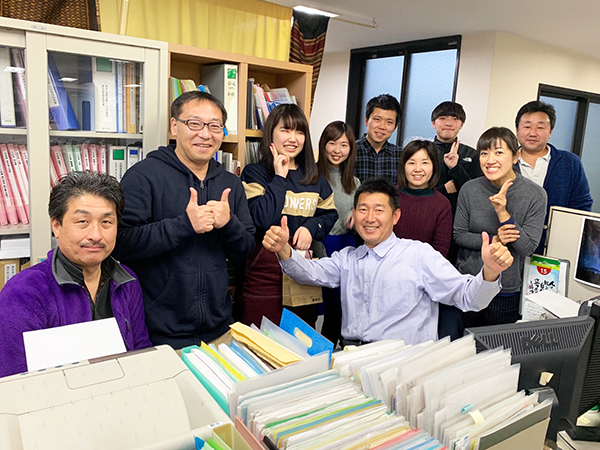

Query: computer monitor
[
  {"left": 575, "top": 217, "right": 600, "bottom": 289},
  {"left": 466, "top": 308, "right": 599, "bottom": 438}
]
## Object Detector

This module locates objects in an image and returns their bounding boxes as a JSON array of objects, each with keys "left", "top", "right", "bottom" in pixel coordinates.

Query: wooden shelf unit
[{"left": 168, "top": 43, "right": 312, "bottom": 167}]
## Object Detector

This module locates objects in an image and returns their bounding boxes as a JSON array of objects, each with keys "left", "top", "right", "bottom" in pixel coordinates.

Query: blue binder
[{"left": 47, "top": 53, "right": 80, "bottom": 130}]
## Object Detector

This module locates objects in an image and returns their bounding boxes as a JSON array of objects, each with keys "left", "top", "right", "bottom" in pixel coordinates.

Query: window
[
  {"left": 538, "top": 85, "right": 600, "bottom": 212},
  {"left": 346, "top": 36, "right": 460, "bottom": 147}
]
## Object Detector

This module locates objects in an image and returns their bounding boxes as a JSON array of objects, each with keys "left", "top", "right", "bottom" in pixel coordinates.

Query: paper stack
[{"left": 182, "top": 310, "right": 334, "bottom": 413}]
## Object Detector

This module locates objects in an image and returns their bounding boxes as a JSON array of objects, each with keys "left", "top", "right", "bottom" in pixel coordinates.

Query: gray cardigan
[{"left": 454, "top": 173, "right": 547, "bottom": 293}]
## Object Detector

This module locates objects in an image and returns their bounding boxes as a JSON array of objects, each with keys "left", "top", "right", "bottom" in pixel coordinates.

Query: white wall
[
  {"left": 309, "top": 50, "right": 351, "bottom": 155},
  {"left": 454, "top": 32, "right": 496, "bottom": 147}
]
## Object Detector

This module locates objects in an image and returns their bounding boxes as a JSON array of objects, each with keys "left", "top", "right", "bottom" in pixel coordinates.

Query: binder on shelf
[
  {"left": 9, "top": 48, "right": 26, "bottom": 127},
  {"left": 47, "top": 53, "right": 79, "bottom": 131},
  {"left": 78, "top": 82, "right": 95, "bottom": 132},
  {"left": 136, "top": 62, "right": 143, "bottom": 134},
  {"left": 0, "top": 157, "right": 19, "bottom": 225},
  {"left": 50, "top": 159, "right": 59, "bottom": 188},
  {"left": 0, "top": 145, "right": 28, "bottom": 224},
  {"left": 246, "top": 78, "right": 256, "bottom": 130},
  {"left": 126, "top": 63, "right": 138, "bottom": 134},
  {"left": 72, "top": 144, "right": 83, "bottom": 171},
  {"left": 201, "top": 64, "right": 238, "bottom": 135},
  {"left": 0, "top": 47, "right": 16, "bottom": 127},
  {"left": 79, "top": 143, "right": 91, "bottom": 171},
  {"left": 0, "top": 194, "right": 8, "bottom": 226},
  {"left": 108, "top": 145, "right": 126, "bottom": 181},
  {"left": 93, "top": 57, "right": 117, "bottom": 132},
  {"left": 60, "top": 144, "right": 77, "bottom": 173},
  {"left": 126, "top": 145, "right": 141, "bottom": 169},
  {"left": 50, "top": 145, "right": 68, "bottom": 178},
  {"left": 116, "top": 61, "right": 125, "bottom": 133},
  {"left": 98, "top": 144, "right": 108, "bottom": 173},
  {"left": 18, "top": 145, "right": 28, "bottom": 178},
  {"left": 88, "top": 143, "right": 98, "bottom": 172}
]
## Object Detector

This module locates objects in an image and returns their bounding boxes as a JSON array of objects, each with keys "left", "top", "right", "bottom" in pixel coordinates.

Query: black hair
[
  {"left": 477, "top": 127, "right": 520, "bottom": 156},
  {"left": 515, "top": 100, "right": 556, "bottom": 130},
  {"left": 170, "top": 90, "right": 228, "bottom": 125},
  {"left": 49, "top": 171, "right": 125, "bottom": 225},
  {"left": 353, "top": 177, "right": 399, "bottom": 211},
  {"left": 317, "top": 121, "right": 358, "bottom": 195},
  {"left": 365, "top": 94, "right": 401, "bottom": 126},
  {"left": 431, "top": 101, "right": 466, "bottom": 123},
  {"left": 397, "top": 140, "right": 441, "bottom": 189},
  {"left": 259, "top": 103, "right": 319, "bottom": 185}
]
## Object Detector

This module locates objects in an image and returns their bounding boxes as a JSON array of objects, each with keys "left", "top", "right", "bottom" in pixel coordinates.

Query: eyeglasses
[{"left": 175, "top": 117, "right": 225, "bottom": 133}]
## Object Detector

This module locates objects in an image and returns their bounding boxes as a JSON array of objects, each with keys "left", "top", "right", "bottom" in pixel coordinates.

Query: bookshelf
[
  {"left": 0, "top": 17, "right": 169, "bottom": 264},
  {"left": 168, "top": 43, "right": 312, "bottom": 167}
]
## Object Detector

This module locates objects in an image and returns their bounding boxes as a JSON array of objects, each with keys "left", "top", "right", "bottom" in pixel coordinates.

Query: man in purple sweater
[{"left": 0, "top": 172, "right": 151, "bottom": 378}]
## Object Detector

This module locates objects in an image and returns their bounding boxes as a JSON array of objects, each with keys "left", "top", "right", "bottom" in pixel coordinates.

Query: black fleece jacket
[{"left": 113, "top": 145, "right": 255, "bottom": 347}]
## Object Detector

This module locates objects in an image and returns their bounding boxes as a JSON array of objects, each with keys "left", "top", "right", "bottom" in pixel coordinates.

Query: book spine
[
  {"left": 108, "top": 145, "right": 126, "bottom": 181},
  {"left": 80, "top": 143, "right": 91, "bottom": 171},
  {"left": 50, "top": 145, "right": 68, "bottom": 177},
  {"left": 99, "top": 144, "right": 107, "bottom": 173},
  {"left": 9, "top": 48, "right": 26, "bottom": 127},
  {"left": 0, "top": 47, "right": 16, "bottom": 127},
  {"left": 93, "top": 57, "right": 117, "bottom": 132},
  {"left": 47, "top": 53, "right": 79, "bottom": 130},
  {"left": 72, "top": 144, "right": 83, "bottom": 171},
  {"left": 60, "top": 144, "right": 76, "bottom": 173},
  {"left": 88, "top": 144, "right": 98, "bottom": 172},
  {"left": 18, "top": 145, "right": 28, "bottom": 178}
]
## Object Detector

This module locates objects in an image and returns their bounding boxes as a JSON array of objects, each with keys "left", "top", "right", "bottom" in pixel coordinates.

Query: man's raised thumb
[
  {"left": 188, "top": 187, "right": 198, "bottom": 205},
  {"left": 220, "top": 188, "right": 231, "bottom": 203},
  {"left": 281, "top": 215, "right": 288, "bottom": 231},
  {"left": 481, "top": 231, "right": 490, "bottom": 251}
]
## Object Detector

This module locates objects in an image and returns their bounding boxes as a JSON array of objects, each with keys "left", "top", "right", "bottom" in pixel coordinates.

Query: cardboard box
[
  {"left": 0, "top": 345, "right": 238, "bottom": 450},
  {"left": 0, "top": 258, "right": 20, "bottom": 289}
]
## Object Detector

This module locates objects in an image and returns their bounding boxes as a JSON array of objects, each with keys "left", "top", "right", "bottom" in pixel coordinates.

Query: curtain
[
  {"left": 98, "top": 0, "right": 292, "bottom": 61},
  {"left": 289, "top": 10, "right": 330, "bottom": 109},
  {"left": 0, "top": 0, "right": 99, "bottom": 30}
]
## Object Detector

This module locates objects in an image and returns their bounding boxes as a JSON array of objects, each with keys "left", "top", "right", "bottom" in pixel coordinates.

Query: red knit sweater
[{"left": 393, "top": 189, "right": 453, "bottom": 257}]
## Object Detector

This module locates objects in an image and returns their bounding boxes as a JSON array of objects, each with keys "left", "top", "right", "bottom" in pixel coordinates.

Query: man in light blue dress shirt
[{"left": 262, "top": 178, "right": 514, "bottom": 345}]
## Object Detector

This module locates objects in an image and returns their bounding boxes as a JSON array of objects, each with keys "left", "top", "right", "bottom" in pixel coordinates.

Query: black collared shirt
[{"left": 54, "top": 248, "right": 114, "bottom": 320}]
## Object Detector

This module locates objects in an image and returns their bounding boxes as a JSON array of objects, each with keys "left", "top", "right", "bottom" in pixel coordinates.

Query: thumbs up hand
[
  {"left": 263, "top": 216, "right": 292, "bottom": 260},
  {"left": 481, "top": 231, "right": 514, "bottom": 281},
  {"left": 207, "top": 188, "right": 231, "bottom": 229},
  {"left": 186, "top": 187, "right": 214, "bottom": 234}
]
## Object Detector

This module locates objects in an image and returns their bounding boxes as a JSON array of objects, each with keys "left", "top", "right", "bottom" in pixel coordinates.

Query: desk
[{"left": 558, "top": 431, "right": 600, "bottom": 449}]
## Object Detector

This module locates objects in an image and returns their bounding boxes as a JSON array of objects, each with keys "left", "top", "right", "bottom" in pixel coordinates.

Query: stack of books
[{"left": 248, "top": 84, "right": 296, "bottom": 131}]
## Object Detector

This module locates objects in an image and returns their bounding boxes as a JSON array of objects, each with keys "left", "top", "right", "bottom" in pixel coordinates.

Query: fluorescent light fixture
[
  {"left": 293, "top": 5, "right": 338, "bottom": 18},
  {"left": 59, "top": 77, "right": 78, "bottom": 82},
  {"left": 3, "top": 66, "right": 25, "bottom": 73}
]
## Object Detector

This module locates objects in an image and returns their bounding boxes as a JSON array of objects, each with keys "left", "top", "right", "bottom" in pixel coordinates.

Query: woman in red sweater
[{"left": 393, "top": 139, "right": 452, "bottom": 257}]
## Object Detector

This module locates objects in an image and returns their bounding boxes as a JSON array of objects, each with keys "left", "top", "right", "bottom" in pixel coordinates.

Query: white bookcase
[{"left": 0, "top": 17, "right": 169, "bottom": 264}]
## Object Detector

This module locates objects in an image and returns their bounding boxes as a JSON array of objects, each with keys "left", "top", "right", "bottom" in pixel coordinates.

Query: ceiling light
[{"left": 293, "top": 5, "right": 338, "bottom": 18}]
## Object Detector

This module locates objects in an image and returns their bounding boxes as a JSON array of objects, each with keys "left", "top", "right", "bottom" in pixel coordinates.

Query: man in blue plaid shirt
[{"left": 355, "top": 94, "right": 402, "bottom": 184}]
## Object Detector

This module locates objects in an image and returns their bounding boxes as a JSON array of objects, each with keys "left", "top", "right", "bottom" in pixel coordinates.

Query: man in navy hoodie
[
  {"left": 114, "top": 91, "right": 255, "bottom": 348},
  {"left": 515, "top": 100, "right": 593, "bottom": 254}
]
